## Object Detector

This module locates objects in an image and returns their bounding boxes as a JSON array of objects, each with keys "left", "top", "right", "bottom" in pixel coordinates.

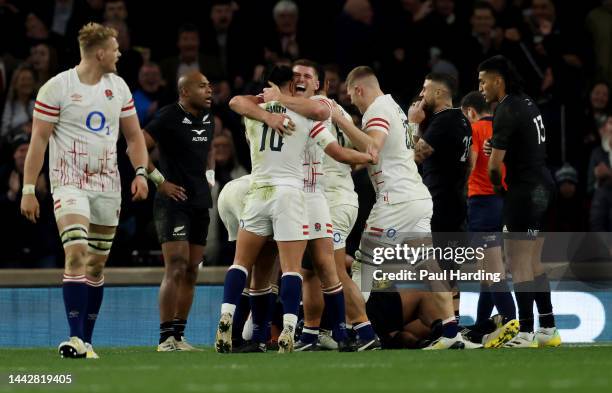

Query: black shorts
[
  {"left": 153, "top": 194, "right": 210, "bottom": 246},
  {"left": 365, "top": 291, "right": 404, "bottom": 348},
  {"left": 503, "top": 182, "right": 554, "bottom": 239}
]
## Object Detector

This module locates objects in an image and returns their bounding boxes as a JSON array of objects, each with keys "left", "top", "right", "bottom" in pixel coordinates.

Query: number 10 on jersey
[{"left": 259, "top": 124, "right": 284, "bottom": 152}]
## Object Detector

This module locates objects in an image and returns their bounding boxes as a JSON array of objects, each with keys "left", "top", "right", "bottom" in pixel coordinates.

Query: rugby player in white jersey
[
  {"left": 216, "top": 66, "right": 375, "bottom": 353},
  {"left": 331, "top": 66, "right": 464, "bottom": 350},
  {"left": 264, "top": 59, "right": 381, "bottom": 350},
  {"left": 20, "top": 23, "right": 149, "bottom": 358}
]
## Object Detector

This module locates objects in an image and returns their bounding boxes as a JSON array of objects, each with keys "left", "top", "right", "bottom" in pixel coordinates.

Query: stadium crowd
[{"left": 0, "top": 0, "right": 611, "bottom": 268}]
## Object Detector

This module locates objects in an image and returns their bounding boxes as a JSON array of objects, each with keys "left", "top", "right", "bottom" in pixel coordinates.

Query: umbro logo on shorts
[{"left": 182, "top": 117, "right": 192, "bottom": 125}]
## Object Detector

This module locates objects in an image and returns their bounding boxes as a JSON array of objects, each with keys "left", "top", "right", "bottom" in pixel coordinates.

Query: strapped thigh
[
  {"left": 60, "top": 224, "right": 89, "bottom": 248},
  {"left": 88, "top": 232, "right": 115, "bottom": 255}
]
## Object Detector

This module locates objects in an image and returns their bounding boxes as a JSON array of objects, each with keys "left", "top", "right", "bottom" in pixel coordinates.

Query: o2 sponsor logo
[
  {"left": 333, "top": 232, "right": 341, "bottom": 244},
  {"left": 85, "top": 111, "right": 111, "bottom": 135}
]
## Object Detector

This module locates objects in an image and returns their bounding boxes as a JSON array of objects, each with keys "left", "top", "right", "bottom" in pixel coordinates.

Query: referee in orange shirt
[{"left": 461, "top": 92, "right": 517, "bottom": 346}]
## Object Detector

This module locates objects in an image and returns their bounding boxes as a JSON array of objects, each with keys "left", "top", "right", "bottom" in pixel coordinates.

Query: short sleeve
[
  {"left": 471, "top": 124, "right": 483, "bottom": 154},
  {"left": 314, "top": 97, "right": 333, "bottom": 115},
  {"left": 310, "top": 121, "right": 335, "bottom": 149},
  {"left": 117, "top": 77, "right": 136, "bottom": 118},
  {"left": 491, "top": 108, "right": 513, "bottom": 150},
  {"left": 33, "top": 77, "right": 62, "bottom": 123},
  {"left": 144, "top": 109, "right": 165, "bottom": 141},
  {"left": 423, "top": 116, "right": 447, "bottom": 152},
  {"left": 362, "top": 104, "right": 390, "bottom": 135}
]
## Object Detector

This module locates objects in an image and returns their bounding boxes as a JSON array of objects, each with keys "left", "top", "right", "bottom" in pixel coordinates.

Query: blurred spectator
[
  {"left": 586, "top": 82, "right": 611, "bottom": 140},
  {"left": 133, "top": 62, "right": 165, "bottom": 126},
  {"left": 103, "top": 0, "right": 128, "bottom": 23},
  {"left": 264, "top": 0, "right": 311, "bottom": 62},
  {"left": 335, "top": 0, "right": 376, "bottom": 76},
  {"left": 586, "top": 0, "right": 612, "bottom": 85},
  {"left": 0, "top": 134, "right": 60, "bottom": 267},
  {"left": 104, "top": 20, "right": 143, "bottom": 90},
  {"left": 1, "top": 66, "right": 36, "bottom": 138},
  {"left": 160, "top": 24, "right": 225, "bottom": 97},
  {"left": 201, "top": 0, "right": 259, "bottom": 90},
  {"left": 587, "top": 114, "right": 612, "bottom": 193},
  {"left": 49, "top": 0, "right": 76, "bottom": 37},
  {"left": 459, "top": 2, "right": 503, "bottom": 91},
  {"left": 324, "top": 64, "right": 341, "bottom": 100},
  {"left": 206, "top": 129, "right": 247, "bottom": 265},
  {"left": 548, "top": 164, "right": 587, "bottom": 231},
  {"left": 26, "top": 43, "right": 58, "bottom": 87}
]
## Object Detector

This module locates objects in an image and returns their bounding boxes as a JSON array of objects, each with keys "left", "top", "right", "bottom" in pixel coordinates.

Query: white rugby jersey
[
  {"left": 33, "top": 68, "right": 136, "bottom": 193},
  {"left": 316, "top": 98, "right": 358, "bottom": 208},
  {"left": 362, "top": 94, "right": 430, "bottom": 204},
  {"left": 244, "top": 101, "right": 335, "bottom": 189},
  {"left": 303, "top": 95, "right": 335, "bottom": 194}
]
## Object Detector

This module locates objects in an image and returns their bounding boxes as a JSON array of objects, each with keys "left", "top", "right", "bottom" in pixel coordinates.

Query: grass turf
[{"left": 0, "top": 346, "right": 611, "bottom": 393}]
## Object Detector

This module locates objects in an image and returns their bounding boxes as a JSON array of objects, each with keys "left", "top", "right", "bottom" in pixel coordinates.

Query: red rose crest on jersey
[
  {"left": 105, "top": 89, "right": 114, "bottom": 100},
  {"left": 314, "top": 223, "right": 321, "bottom": 232}
]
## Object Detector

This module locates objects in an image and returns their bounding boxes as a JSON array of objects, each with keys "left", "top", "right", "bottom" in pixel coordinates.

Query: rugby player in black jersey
[{"left": 478, "top": 55, "right": 560, "bottom": 348}]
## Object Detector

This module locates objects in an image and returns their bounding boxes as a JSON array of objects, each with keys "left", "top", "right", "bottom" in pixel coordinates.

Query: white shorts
[
  {"left": 240, "top": 186, "right": 308, "bottom": 241},
  {"left": 331, "top": 204, "right": 358, "bottom": 250},
  {"left": 305, "top": 192, "right": 333, "bottom": 240},
  {"left": 218, "top": 194, "right": 241, "bottom": 242},
  {"left": 363, "top": 198, "right": 433, "bottom": 246},
  {"left": 52, "top": 186, "right": 121, "bottom": 227}
]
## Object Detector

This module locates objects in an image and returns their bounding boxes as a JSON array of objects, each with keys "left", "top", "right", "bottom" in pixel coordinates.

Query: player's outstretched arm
[
  {"left": 229, "top": 95, "right": 295, "bottom": 135},
  {"left": 324, "top": 142, "right": 377, "bottom": 165},
  {"left": 121, "top": 114, "right": 149, "bottom": 201},
  {"left": 263, "top": 81, "right": 329, "bottom": 121},
  {"left": 20, "top": 117, "right": 54, "bottom": 223}
]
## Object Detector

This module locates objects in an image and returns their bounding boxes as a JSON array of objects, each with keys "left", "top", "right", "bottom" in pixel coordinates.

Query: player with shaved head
[{"left": 142, "top": 70, "right": 216, "bottom": 351}]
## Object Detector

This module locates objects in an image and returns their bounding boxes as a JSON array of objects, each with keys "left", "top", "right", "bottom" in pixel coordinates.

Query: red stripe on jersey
[
  {"left": 316, "top": 98, "right": 333, "bottom": 111},
  {"left": 371, "top": 170, "right": 382, "bottom": 176},
  {"left": 121, "top": 105, "right": 135, "bottom": 111},
  {"left": 34, "top": 107, "right": 59, "bottom": 116},
  {"left": 370, "top": 227, "right": 384, "bottom": 232},
  {"left": 325, "top": 223, "right": 332, "bottom": 227},
  {"left": 366, "top": 122, "right": 389, "bottom": 130},
  {"left": 128, "top": 98, "right": 134, "bottom": 104},
  {"left": 309, "top": 122, "right": 325, "bottom": 136},
  {"left": 303, "top": 225, "right": 309, "bottom": 228},
  {"left": 366, "top": 117, "right": 389, "bottom": 127},
  {"left": 303, "top": 232, "right": 310, "bottom": 235},
  {"left": 311, "top": 128, "right": 323, "bottom": 138},
  {"left": 35, "top": 101, "right": 59, "bottom": 110},
  {"left": 376, "top": 180, "right": 385, "bottom": 185},
  {"left": 326, "top": 230, "right": 333, "bottom": 234}
]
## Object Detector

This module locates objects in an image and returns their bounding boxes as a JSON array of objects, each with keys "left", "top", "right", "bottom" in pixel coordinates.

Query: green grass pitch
[{"left": 1, "top": 346, "right": 611, "bottom": 393}]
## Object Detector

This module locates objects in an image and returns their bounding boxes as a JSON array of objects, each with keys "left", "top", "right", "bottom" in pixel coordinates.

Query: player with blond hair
[{"left": 20, "top": 22, "right": 149, "bottom": 359}]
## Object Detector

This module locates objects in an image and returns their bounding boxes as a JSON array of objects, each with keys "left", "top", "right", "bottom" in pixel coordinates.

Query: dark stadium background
[{"left": 0, "top": 0, "right": 610, "bottom": 269}]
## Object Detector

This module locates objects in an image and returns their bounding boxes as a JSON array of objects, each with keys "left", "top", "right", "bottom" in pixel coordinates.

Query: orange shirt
[{"left": 468, "top": 117, "right": 506, "bottom": 197}]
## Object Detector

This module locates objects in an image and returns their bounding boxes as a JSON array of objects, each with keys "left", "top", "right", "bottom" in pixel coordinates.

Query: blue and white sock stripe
[
  {"left": 249, "top": 287, "right": 272, "bottom": 296},
  {"left": 282, "top": 272, "right": 303, "bottom": 280},
  {"left": 228, "top": 264, "right": 249, "bottom": 276},
  {"left": 62, "top": 274, "right": 87, "bottom": 284},
  {"left": 322, "top": 282, "right": 343, "bottom": 295}
]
